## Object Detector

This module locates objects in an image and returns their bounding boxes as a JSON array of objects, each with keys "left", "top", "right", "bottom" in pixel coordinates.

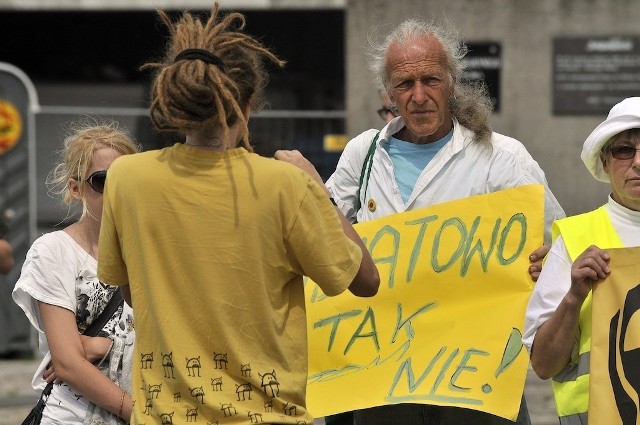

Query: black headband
[{"left": 174, "top": 49, "right": 226, "bottom": 72}]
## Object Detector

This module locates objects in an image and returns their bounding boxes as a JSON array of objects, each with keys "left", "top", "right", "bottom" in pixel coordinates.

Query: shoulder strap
[
  {"left": 83, "top": 289, "right": 124, "bottom": 337},
  {"left": 355, "top": 132, "right": 380, "bottom": 214}
]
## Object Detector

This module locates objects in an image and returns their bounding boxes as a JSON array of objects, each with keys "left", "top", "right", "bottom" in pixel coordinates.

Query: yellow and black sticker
[{"left": 0, "top": 100, "right": 22, "bottom": 154}]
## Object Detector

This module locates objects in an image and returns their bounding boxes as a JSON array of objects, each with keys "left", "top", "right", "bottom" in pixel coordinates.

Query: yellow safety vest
[{"left": 550, "top": 205, "right": 623, "bottom": 425}]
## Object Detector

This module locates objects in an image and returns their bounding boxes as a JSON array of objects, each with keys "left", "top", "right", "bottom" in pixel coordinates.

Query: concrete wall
[{"left": 346, "top": 0, "right": 640, "bottom": 216}]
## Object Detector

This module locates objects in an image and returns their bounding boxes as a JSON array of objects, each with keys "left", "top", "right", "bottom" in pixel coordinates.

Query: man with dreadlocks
[{"left": 97, "top": 3, "right": 379, "bottom": 424}]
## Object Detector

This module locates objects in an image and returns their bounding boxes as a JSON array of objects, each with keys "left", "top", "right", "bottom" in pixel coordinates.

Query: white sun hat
[{"left": 581, "top": 97, "right": 640, "bottom": 182}]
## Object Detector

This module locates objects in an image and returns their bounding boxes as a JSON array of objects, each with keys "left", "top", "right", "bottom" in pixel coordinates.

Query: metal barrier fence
[{"left": 35, "top": 106, "right": 346, "bottom": 230}]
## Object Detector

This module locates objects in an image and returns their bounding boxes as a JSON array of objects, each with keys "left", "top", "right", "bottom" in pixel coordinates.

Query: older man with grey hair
[{"left": 317, "top": 16, "right": 566, "bottom": 425}]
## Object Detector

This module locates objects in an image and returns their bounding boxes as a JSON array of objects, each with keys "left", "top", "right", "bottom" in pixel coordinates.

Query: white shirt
[
  {"left": 523, "top": 196, "right": 640, "bottom": 353},
  {"left": 12, "top": 230, "right": 134, "bottom": 424},
  {"left": 326, "top": 117, "right": 566, "bottom": 244}
]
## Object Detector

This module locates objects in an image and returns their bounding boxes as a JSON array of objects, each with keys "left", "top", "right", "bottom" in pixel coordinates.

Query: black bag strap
[
  {"left": 355, "top": 132, "right": 380, "bottom": 214},
  {"left": 83, "top": 289, "right": 124, "bottom": 337},
  {"left": 21, "top": 380, "right": 54, "bottom": 425}
]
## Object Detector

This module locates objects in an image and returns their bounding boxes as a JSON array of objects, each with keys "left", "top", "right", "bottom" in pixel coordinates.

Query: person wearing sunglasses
[
  {"left": 524, "top": 97, "right": 640, "bottom": 425},
  {"left": 377, "top": 90, "right": 399, "bottom": 123},
  {"left": 13, "top": 120, "right": 140, "bottom": 424}
]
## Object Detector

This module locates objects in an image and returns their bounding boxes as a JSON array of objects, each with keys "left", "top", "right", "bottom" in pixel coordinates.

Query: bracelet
[
  {"left": 329, "top": 197, "right": 338, "bottom": 206},
  {"left": 118, "top": 388, "right": 125, "bottom": 418}
]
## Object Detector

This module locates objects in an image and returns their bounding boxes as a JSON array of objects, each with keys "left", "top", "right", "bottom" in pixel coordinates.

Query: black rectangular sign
[
  {"left": 462, "top": 42, "right": 501, "bottom": 112},
  {"left": 553, "top": 36, "right": 640, "bottom": 115}
]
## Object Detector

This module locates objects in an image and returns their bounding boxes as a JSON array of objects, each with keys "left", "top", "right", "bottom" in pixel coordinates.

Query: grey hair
[
  {"left": 368, "top": 18, "right": 466, "bottom": 91},
  {"left": 367, "top": 19, "right": 493, "bottom": 144}
]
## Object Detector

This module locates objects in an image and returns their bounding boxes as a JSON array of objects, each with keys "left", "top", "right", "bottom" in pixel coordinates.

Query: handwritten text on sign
[{"left": 305, "top": 185, "right": 544, "bottom": 420}]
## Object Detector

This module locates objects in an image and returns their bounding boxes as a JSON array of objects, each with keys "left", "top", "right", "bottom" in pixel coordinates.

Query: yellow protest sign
[
  {"left": 591, "top": 247, "right": 640, "bottom": 425},
  {"left": 305, "top": 185, "right": 544, "bottom": 420}
]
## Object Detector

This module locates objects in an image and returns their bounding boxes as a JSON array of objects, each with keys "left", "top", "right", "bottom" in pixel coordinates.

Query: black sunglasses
[
  {"left": 608, "top": 145, "right": 640, "bottom": 160},
  {"left": 377, "top": 106, "right": 399, "bottom": 121},
  {"left": 85, "top": 170, "right": 107, "bottom": 194}
]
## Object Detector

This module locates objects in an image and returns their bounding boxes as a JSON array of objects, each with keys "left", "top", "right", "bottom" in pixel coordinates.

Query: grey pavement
[
  {"left": 0, "top": 357, "right": 556, "bottom": 425},
  {"left": 0, "top": 354, "right": 43, "bottom": 425}
]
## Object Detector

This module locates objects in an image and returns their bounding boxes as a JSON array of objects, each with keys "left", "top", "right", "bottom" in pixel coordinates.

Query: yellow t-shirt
[{"left": 98, "top": 143, "right": 362, "bottom": 424}]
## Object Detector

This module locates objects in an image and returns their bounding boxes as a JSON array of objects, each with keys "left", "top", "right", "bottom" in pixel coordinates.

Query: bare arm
[
  {"left": 530, "top": 245, "right": 609, "bottom": 379},
  {"left": 0, "top": 239, "right": 14, "bottom": 275},
  {"left": 334, "top": 202, "right": 380, "bottom": 297},
  {"left": 38, "top": 302, "right": 132, "bottom": 420},
  {"left": 79, "top": 335, "right": 114, "bottom": 363},
  {"left": 43, "top": 335, "right": 113, "bottom": 383},
  {"left": 274, "top": 149, "right": 379, "bottom": 297}
]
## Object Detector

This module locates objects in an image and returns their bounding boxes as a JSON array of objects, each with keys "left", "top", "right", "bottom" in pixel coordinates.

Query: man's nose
[{"left": 411, "top": 81, "right": 429, "bottom": 104}]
